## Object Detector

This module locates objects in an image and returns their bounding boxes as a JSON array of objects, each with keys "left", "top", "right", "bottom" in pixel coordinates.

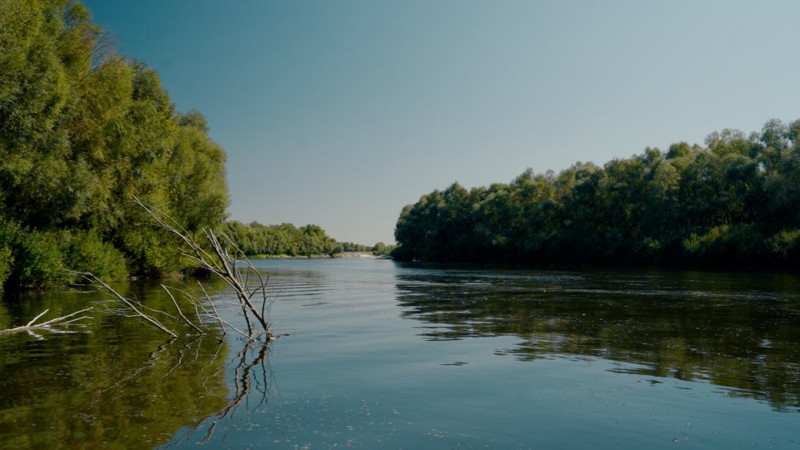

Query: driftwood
[{"left": 0, "top": 307, "right": 93, "bottom": 338}]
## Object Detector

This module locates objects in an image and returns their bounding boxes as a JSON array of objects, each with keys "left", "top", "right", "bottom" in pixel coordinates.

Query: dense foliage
[
  {"left": 0, "top": 0, "right": 229, "bottom": 289},
  {"left": 394, "top": 119, "right": 800, "bottom": 267}
]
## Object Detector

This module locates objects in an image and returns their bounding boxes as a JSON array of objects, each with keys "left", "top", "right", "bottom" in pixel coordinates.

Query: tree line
[
  {"left": 0, "top": 0, "right": 228, "bottom": 289},
  {"left": 393, "top": 119, "right": 800, "bottom": 268},
  {"left": 222, "top": 221, "right": 393, "bottom": 257},
  {"left": 222, "top": 222, "right": 339, "bottom": 257}
]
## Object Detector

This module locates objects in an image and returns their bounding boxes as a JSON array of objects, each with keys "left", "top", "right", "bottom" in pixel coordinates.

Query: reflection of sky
[
  {"left": 180, "top": 260, "right": 800, "bottom": 447},
  {"left": 7, "top": 260, "right": 796, "bottom": 448}
]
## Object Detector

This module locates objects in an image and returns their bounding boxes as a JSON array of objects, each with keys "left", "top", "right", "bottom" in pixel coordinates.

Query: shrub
[
  {"left": 118, "top": 227, "right": 184, "bottom": 277},
  {"left": 13, "top": 230, "right": 70, "bottom": 289},
  {"left": 682, "top": 224, "right": 765, "bottom": 265},
  {"left": 62, "top": 230, "right": 128, "bottom": 282}
]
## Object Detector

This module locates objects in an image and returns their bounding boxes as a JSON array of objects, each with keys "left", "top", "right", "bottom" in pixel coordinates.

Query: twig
[
  {"left": 85, "top": 273, "right": 178, "bottom": 338},
  {"left": 168, "top": 285, "right": 212, "bottom": 332},
  {"left": 198, "top": 283, "right": 228, "bottom": 339},
  {"left": 162, "top": 285, "right": 206, "bottom": 335},
  {"left": 26, "top": 309, "right": 50, "bottom": 327}
]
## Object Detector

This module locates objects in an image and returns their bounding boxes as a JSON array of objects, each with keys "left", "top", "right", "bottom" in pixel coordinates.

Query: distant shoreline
[
  {"left": 337, "top": 252, "right": 379, "bottom": 259},
  {"left": 247, "top": 252, "right": 384, "bottom": 260}
]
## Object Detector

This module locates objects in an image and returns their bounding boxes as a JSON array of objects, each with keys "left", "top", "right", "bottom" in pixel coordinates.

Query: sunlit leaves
[
  {"left": 395, "top": 119, "right": 800, "bottom": 267},
  {"left": 0, "top": 1, "right": 230, "bottom": 289}
]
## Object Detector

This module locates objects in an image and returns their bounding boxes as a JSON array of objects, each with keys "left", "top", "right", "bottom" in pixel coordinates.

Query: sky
[{"left": 82, "top": 0, "right": 800, "bottom": 245}]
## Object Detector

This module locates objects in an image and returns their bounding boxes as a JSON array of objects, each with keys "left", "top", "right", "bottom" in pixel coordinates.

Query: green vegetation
[
  {"left": 222, "top": 221, "right": 340, "bottom": 257},
  {"left": 339, "top": 241, "right": 373, "bottom": 253},
  {"left": 371, "top": 242, "right": 395, "bottom": 256},
  {"left": 394, "top": 119, "right": 800, "bottom": 268},
  {"left": 0, "top": 0, "right": 228, "bottom": 289},
  {"left": 222, "top": 221, "right": 390, "bottom": 258}
]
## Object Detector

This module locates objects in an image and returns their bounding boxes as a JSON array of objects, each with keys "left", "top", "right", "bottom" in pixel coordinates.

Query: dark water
[{"left": 2, "top": 260, "right": 799, "bottom": 448}]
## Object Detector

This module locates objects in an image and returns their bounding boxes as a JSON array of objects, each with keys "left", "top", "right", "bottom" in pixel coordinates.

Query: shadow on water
[
  {"left": 394, "top": 264, "right": 800, "bottom": 412},
  {"left": 0, "top": 282, "right": 273, "bottom": 449}
]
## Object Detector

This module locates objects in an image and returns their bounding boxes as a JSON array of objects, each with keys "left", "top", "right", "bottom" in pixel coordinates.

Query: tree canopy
[
  {"left": 393, "top": 119, "right": 800, "bottom": 268},
  {"left": 0, "top": 0, "right": 229, "bottom": 289}
]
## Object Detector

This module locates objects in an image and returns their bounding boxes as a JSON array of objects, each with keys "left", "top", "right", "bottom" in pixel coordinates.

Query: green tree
[
  {"left": 0, "top": 1, "right": 231, "bottom": 289},
  {"left": 169, "top": 111, "right": 229, "bottom": 234}
]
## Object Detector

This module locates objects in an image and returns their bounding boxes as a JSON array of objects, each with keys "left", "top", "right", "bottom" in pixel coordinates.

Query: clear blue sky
[{"left": 82, "top": 0, "right": 800, "bottom": 245}]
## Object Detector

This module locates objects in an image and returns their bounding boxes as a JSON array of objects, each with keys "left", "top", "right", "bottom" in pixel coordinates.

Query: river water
[{"left": 1, "top": 259, "right": 799, "bottom": 448}]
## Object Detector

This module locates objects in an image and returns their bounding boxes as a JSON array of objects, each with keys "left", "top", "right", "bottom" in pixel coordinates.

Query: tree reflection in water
[
  {"left": 395, "top": 266, "right": 800, "bottom": 412},
  {"left": 0, "top": 333, "right": 229, "bottom": 448},
  {"left": 168, "top": 341, "right": 272, "bottom": 446},
  {"left": 0, "top": 283, "right": 270, "bottom": 449}
]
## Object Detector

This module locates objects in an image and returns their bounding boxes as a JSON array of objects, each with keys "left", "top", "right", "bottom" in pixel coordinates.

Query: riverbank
[{"left": 248, "top": 252, "right": 384, "bottom": 260}]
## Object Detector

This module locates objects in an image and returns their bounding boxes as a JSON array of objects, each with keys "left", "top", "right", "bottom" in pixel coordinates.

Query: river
[{"left": 1, "top": 259, "right": 799, "bottom": 448}]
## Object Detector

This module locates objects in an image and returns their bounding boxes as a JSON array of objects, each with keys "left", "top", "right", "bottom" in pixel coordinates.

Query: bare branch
[
  {"left": 162, "top": 285, "right": 206, "bottom": 335},
  {"left": 26, "top": 309, "right": 50, "bottom": 327},
  {"left": 198, "top": 282, "right": 227, "bottom": 339},
  {"left": 126, "top": 195, "right": 277, "bottom": 341},
  {"left": 0, "top": 308, "right": 94, "bottom": 336},
  {"left": 85, "top": 273, "right": 178, "bottom": 338}
]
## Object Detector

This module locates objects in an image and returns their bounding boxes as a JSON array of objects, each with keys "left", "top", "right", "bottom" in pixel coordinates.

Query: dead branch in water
[
  {"left": 133, "top": 195, "right": 275, "bottom": 341},
  {"left": 0, "top": 307, "right": 93, "bottom": 337},
  {"left": 162, "top": 284, "right": 207, "bottom": 335},
  {"left": 5, "top": 196, "right": 278, "bottom": 343},
  {"left": 85, "top": 273, "right": 179, "bottom": 338}
]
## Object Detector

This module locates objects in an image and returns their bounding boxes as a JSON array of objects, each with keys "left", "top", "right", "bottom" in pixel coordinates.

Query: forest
[
  {"left": 4, "top": 1, "right": 797, "bottom": 292},
  {"left": 393, "top": 119, "right": 800, "bottom": 268}
]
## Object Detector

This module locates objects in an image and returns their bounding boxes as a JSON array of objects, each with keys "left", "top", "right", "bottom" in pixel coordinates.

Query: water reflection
[
  {"left": 168, "top": 342, "right": 272, "bottom": 446},
  {"left": 0, "top": 286, "right": 231, "bottom": 448},
  {"left": 395, "top": 266, "right": 800, "bottom": 412}
]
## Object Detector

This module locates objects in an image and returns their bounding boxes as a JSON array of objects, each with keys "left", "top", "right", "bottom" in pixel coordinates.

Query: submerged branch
[
  {"left": 0, "top": 308, "right": 94, "bottom": 336},
  {"left": 85, "top": 273, "right": 178, "bottom": 338},
  {"left": 162, "top": 285, "right": 207, "bottom": 335},
  {"left": 13, "top": 198, "right": 281, "bottom": 343}
]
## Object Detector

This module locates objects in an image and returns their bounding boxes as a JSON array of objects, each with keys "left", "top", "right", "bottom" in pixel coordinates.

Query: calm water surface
[{"left": 1, "top": 259, "right": 799, "bottom": 448}]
